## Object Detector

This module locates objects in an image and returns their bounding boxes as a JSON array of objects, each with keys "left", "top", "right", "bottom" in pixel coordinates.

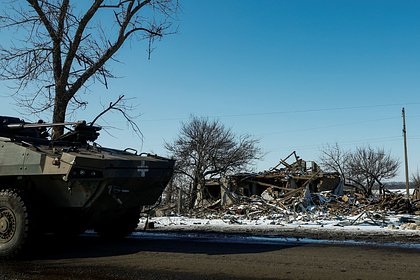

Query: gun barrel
[{"left": 6, "top": 122, "right": 81, "bottom": 129}]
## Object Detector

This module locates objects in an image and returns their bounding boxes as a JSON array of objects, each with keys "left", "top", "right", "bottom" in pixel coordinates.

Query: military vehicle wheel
[
  {"left": 95, "top": 210, "right": 140, "bottom": 239},
  {"left": 0, "top": 189, "right": 30, "bottom": 259}
]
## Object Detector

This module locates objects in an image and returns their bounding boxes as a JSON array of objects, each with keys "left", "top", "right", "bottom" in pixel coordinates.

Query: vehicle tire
[
  {"left": 0, "top": 189, "right": 31, "bottom": 259},
  {"left": 95, "top": 210, "right": 140, "bottom": 239}
]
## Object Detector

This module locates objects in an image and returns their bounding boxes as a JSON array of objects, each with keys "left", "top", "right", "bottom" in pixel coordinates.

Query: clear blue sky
[{"left": 1, "top": 0, "right": 420, "bottom": 181}]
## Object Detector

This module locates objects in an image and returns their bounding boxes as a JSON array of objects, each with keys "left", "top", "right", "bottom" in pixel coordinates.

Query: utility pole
[{"left": 402, "top": 107, "right": 410, "bottom": 198}]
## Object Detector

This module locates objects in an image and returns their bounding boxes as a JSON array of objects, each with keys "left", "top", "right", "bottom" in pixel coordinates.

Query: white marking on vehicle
[{"left": 137, "top": 161, "right": 149, "bottom": 177}]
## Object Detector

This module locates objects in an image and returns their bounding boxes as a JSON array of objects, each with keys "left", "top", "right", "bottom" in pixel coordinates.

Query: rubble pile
[
  {"left": 190, "top": 187, "right": 419, "bottom": 226},
  {"left": 189, "top": 153, "right": 420, "bottom": 229}
]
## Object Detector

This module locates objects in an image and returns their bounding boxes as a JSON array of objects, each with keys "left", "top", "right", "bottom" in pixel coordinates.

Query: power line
[
  {"left": 140, "top": 102, "right": 420, "bottom": 122},
  {"left": 265, "top": 136, "right": 404, "bottom": 156}
]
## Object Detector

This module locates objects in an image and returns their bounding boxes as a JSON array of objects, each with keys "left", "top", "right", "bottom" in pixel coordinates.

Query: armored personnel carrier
[{"left": 0, "top": 116, "right": 175, "bottom": 258}]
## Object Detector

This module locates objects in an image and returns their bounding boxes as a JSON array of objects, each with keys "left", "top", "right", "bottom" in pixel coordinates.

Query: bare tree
[
  {"left": 319, "top": 143, "right": 348, "bottom": 178},
  {"left": 320, "top": 144, "right": 400, "bottom": 196},
  {"left": 411, "top": 171, "right": 420, "bottom": 200},
  {"left": 347, "top": 146, "right": 400, "bottom": 195},
  {"left": 0, "top": 0, "right": 178, "bottom": 138},
  {"left": 165, "top": 116, "right": 263, "bottom": 209}
]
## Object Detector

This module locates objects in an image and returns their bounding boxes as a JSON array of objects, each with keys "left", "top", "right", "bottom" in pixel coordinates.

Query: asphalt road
[{"left": 1, "top": 232, "right": 419, "bottom": 280}]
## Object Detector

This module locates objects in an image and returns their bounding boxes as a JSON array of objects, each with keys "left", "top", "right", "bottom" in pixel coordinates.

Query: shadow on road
[{"left": 6, "top": 231, "right": 303, "bottom": 261}]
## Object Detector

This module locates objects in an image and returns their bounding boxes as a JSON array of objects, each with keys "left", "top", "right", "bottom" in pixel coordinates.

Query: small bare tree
[
  {"left": 0, "top": 0, "right": 178, "bottom": 138},
  {"left": 411, "top": 171, "right": 420, "bottom": 200},
  {"left": 320, "top": 144, "right": 400, "bottom": 196},
  {"left": 165, "top": 116, "right": 263, "bottom": 209},
  {"left": 319, "top": 143, "right": 348, "bottom": 179},
  {"left": 347, "top": 146, "right": 400, "bottom": 195}
]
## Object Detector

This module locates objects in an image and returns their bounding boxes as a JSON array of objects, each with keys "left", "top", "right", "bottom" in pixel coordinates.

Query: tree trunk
[
  {"left": 51, "top": 92, "right": 69, "bottom": 139},
  {"left": 189, "top": 179, "right": 198, "bottom": 209}
]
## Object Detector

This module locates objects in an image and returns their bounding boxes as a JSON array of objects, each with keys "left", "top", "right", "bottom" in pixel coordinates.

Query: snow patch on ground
[
  {"left": 141, "top": 214, "right": 420, "bottom": 233},
  {"left": 138, "top": 214, "right": 420, "bottom": 245}
]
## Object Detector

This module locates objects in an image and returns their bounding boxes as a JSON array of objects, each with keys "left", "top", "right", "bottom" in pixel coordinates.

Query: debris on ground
[
  {"left": 173, "top": 152, "right": 420, "bottom": 231},
  {"left": 187, "top": 188, "right": 419, "bottom": 228}
]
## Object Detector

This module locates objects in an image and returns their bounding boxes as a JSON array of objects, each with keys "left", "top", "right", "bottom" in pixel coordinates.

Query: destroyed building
[
  {"left": 201, "top": 151, "right": 343, "bottom": 207},
  {"left": 155, "top": 152, "right": 418, "bottom": 221}
]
